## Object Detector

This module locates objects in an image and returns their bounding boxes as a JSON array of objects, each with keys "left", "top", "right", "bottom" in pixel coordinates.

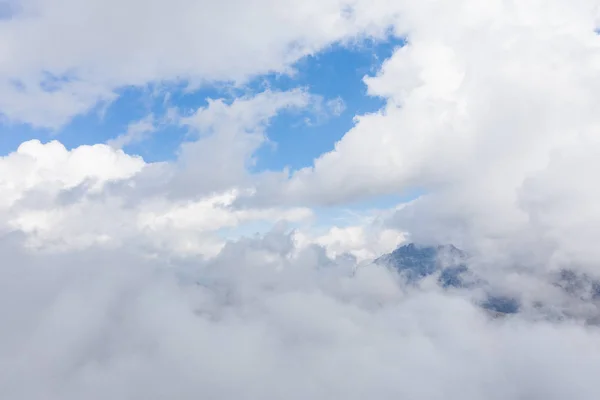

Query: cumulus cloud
[
  {"left": 248, "top": 0, "right": 600, "bottom": 276},
  {"left": 0, "top": 139, "right": 144, "bottom": 206},
  {"left": 0, "top": 87, "right": 354, "bottom": 258},
  {"left": 283, "top": 0, "right": 600, "bottom": 203}
]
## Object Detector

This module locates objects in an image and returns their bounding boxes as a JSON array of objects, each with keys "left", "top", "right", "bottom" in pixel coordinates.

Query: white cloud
[
  {"left": 280, "top": 0, "right": 600, "bottom": 198},
  {"left": 255, "top": 0, "right": 600, "bottom": 277},
  {"left": 294, "top": 225, "right": 404, "bottom": 262},
  {"left": 0, "top": 129, "right": 316, "bottom": 255},
  {"left": 0, "top": 88, "right": 345, "bottom": 255},
  {"left": 167, "top": 89, "right": 316, "bottom": 197},
  {"left": 0, "top": 0, "right": 399, "bottom": 127},
  {"left": 2, "top": 228, "right": 600, "bottom": 400},
  {"left": 0, "top": 139, "right": 144, "bottom": 207},
  {"left": 107, "top": 114, "right": 157, "bottom": 149},
  {"left": 292, "top": 205, "right": 406, "bottom": 262}
]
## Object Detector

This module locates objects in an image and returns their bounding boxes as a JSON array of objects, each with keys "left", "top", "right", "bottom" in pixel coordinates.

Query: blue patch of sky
[
  {"left": 310, "top": 189, "right": 421, "bottom": 229},
  {"left": 0, "top": 85, "right": 195, "bottom": 161},
  {"left": 219, "top": 188, "right": 422, "bottom": 242},
  {"left": 216, "top": 194, "right": 418, "bottom": 244},
  {"left": 56, "top": 85, "right": 198, "bottom": 162},
  {"left": 0, "top": 1, "right": 19, "bottom": 20},
  {"left": 251, "top": 36, "right": 404, "bottom": 172},
  {"left": 0, "top": 35, "right": 404, "bottom": 168}
]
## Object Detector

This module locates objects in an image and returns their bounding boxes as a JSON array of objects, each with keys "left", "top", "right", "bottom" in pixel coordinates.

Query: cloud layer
[{"left": 3, "top": 230, "right": 600, "bottom": 400}]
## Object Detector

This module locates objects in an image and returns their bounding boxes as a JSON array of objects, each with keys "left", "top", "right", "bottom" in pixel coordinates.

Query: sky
[{"left": 2, "top": 0, "right": 600, "bottom": 399}]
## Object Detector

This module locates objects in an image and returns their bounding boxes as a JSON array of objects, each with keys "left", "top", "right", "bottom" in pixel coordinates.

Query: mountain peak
[
  {"left": 375, "top": 243, "right": 519, "bottom": 315},
  {"left": 375, "top": 242, "right": 466, "bottom": 283}
]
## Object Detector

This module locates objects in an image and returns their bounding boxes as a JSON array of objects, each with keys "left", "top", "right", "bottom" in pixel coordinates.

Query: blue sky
[
  {"left": 0, "top": 34, "right": 415, "bottom": 241},
  {"left": 251, "top": 38, "right": 404, "bottom": 172},
  {"left": 0, "top": 37, "right": 404, "bottom": 173}
]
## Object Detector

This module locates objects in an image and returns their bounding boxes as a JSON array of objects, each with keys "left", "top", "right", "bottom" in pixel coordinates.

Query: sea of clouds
[{"left": 2, "top": 228, "right": 600, "bottom": 399}]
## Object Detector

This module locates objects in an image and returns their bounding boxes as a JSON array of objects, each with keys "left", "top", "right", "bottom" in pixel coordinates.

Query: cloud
[
  {"left": 0, "top": 139, "right": 144, "bottom": 205},
  {"left": 167, "top": 89, "right": 317, "bottom": 197},
  {"left": 282, "top": 0, "right": 600, "bottom": 202},
  {"left": 107, "top": 114, "right": 157, "bottom": 149},
  {"left": 241, "top": 0, "right": 600, "bottom": 277},
  {"left": 0, "top": 0, "right": 399, "bottom": 127},
  {"left": 292, "top": 205, "right": 406, "bottom": 262},
  {"left": 0, "top": 128, "right": 315, "bottom": 255},
  {"left": 2, "top": 227, "right": 600, "bottom": 400}
]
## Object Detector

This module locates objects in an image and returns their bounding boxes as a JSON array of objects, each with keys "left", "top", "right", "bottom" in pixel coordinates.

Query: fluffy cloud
[
  {"left": 0, "top": 142, "right": 313, "bottom": 254},
  {"left": 293, "top": 205, "right": 406, "bottom": 262},
  {"left": 253, "top": 0, "right": 600, "bottom": 277},
  {"left": 285, "top": 0, "right": 600, "bottom": 202},
  {"left": 2, "top": 228, "right": 600, "bottom": 400},
  {"left": 0, "top": 88, "right": 318, "bottom": 254},
  {"left": 158, "top": 88, "right": 319, "bottom": 198},
  {"left": 0, "top": 0, "right": 398, "bottom": 127},
  {"left": 294, "top": 225, "right": 404, "bottom": 261},
  {"left": 0, "top": 139, "right": 144, "bottom": 207}
]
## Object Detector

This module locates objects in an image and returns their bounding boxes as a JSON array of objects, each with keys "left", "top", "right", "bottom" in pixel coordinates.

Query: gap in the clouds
[
  {"left": 0, "top": 36, "right": 404, "bottom": 166},
  {"left": 0, "top": 86, "right": 169, "bottom": 158},
  {"left": 0, "top": 1, "right": 20, "bottom": 19},
  {"left": 311, "top": 190, "right": 420, "bottom": 230},
  {"left": 251, "top": 37, "right": 405, "bottom": 172},
  {"left": 217, "top": 191, "right": 419, "bottom": 245},
  {"left": 50, "top": 85, "right": 192, "bottom": 162},
  {"left": 0, "top": 85, "right": 193, "bottom": 161}
]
